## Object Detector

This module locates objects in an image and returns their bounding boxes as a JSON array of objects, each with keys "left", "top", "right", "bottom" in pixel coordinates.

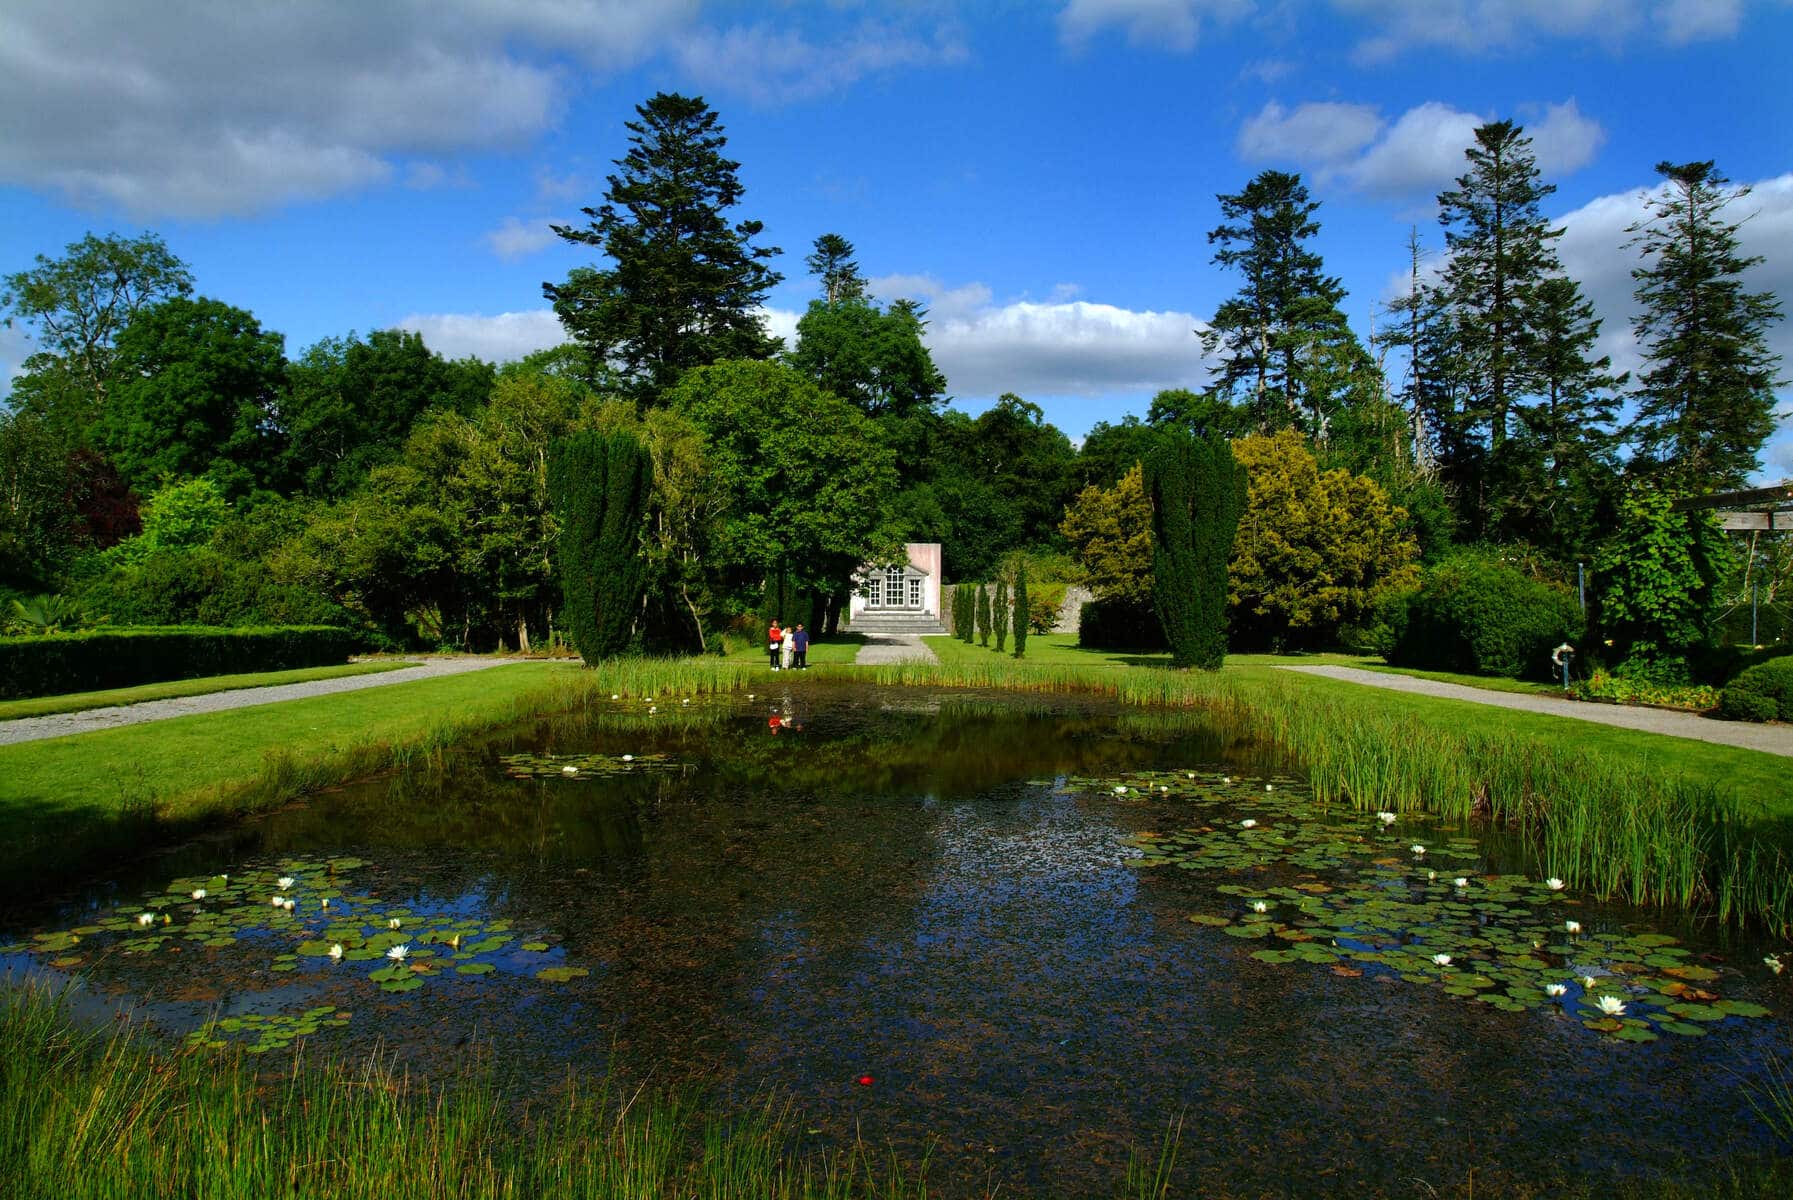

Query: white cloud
[
  {"left": 484, "top": 217, "right": 565, "bottom": 261},
  {"left": 1655, "top": 0, "right": 1745, "bottom": 43},
  {"left": 1327, "top": 0, "right": 1753, "bottom": 61},
  {"left": 1237, "top": 100, "right": 1384, "bottom": 166},
  {"left": 1240, "top": 97, "right": 1607, "bottom": 198},
  {"left": 671, "top": 20, "right": 969, "bottom": 106},
  {"left": 1, "top": 325, "right": 37, "bottom": 394},
  {"left": 868, "top": 275, "right": 1213, "bottom": 399},
  {"left": 1057, "top": 0, "right": 1252, "bottom": 51},
  {"left": 396, "top": 310, "right": 568, "bottom": 364}
]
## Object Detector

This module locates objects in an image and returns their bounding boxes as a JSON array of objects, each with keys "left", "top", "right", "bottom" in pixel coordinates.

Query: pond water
[{"left": 4, "top": 682, "right": 1790, "bottom": 1196}]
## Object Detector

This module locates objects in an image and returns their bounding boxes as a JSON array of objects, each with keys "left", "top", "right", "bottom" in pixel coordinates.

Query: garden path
[
  {"left": 0, "top": 657, "right": 540, "bottom": 747},
  {"left": 852, "top": 634, "right": 940, "bottom": 665},
  {"left": 1279, "top": 665, "right": 1793, "bottom": 758}
]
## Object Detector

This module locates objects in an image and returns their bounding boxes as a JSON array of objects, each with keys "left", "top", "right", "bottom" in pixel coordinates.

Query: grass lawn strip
[{"left": 0, "top": 661, "right": 409, "bottom": 722}]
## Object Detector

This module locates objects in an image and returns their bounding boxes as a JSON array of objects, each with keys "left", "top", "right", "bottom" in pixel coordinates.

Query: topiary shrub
[
  {"left": 1387, "top": 550, "right": 1582, "bottom": 680},
  {"left": 1719, "top": 657, "right": 1793, "bottom": 722}
]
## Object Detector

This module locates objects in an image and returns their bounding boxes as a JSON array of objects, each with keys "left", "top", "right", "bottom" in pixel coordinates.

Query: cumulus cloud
[
  {"left": 870, "top": 274, "right": 1212, "bottom": 399},
  {"left": 1057, "top": 0, "right": 1252, "bottom": 51},
  {"left": 672, "top": 20, "right": 969, "bottom": 105},
  {"left": 483, "top": 217, "right": 566, "bottom": 261},
  {"left": 395, "top": 310, "right": 569, "bottom": 364},
  {"left": 1240, "top": 97, "right": 1606, "bottom": 199}
]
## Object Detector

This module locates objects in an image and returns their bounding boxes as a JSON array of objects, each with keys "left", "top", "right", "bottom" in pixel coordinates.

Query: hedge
[
  {"left": 0, "top": 626, "right": 360, "bottom": 699},
  {"left": 1078, "top": 598, "right": 1168, "bottom": 651},
  {"left": 1718, "top": 657, "right": 1793, "bottom": 723},
  {"left": 1383, "top": 552, "right": 1582, "bottom": 681}
]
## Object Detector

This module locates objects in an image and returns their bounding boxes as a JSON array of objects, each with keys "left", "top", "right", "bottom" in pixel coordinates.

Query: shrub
[
  {"left": 1145, "top": 432, "right": 1245, "bottom": 669},
  {"left": 975, "top": 584, "right": 991, "bottom": 646},
  {"left": 1011, "top": 561, "right": 1028, "bottom": 659},
  {"left": 1719, "top": 657, "right": 1793, "bottom": 723},
  {"left": 546, "top": 430, "right": 652, "bottom": 663},
  {"left": 75, "top": 548, "right": 351, "bottom": 630},
  {"left": 0, "top": 626, "right": 359, "bottom": 699},
  {"left": 1387, "top": 550, "right": 1583, "bottom": 680},
  {"left": 1078, "top": 598, "right": 1168, "bottom": 651}
]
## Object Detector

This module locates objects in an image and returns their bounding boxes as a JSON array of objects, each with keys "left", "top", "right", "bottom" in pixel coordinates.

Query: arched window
[{"left": 884, "top": 566, "right": 906, "bottom": 607}]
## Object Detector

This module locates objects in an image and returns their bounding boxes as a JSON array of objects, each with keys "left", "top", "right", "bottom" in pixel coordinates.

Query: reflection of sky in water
[{"left": 2, "top": 686, "right": 1789, "bottom": 1197}]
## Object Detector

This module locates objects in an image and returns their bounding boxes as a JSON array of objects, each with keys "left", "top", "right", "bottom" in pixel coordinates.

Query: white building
[{"left": 848, "top": 543, "right": 942, "bottom": 622}]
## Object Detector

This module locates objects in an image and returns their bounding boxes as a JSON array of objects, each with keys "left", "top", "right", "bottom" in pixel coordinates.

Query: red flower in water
[{"left": 856, "top": 1074, "right": 874, "bottom": 1086}]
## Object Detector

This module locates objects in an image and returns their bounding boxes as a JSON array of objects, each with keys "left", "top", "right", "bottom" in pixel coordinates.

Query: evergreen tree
[
  {"left": 1145, "top": 432, "right": 1246, "bottom": 669},
  {"left": 993, "top": 577, "right": 1010, "bottom": 652},
  {"left": 1625, "top": 160, "right": 1785, "bottom": 494},
  {"left": 976, "top": 583, "right": 992, "bottom": 646},
  {"left": 545, "top": 93, "right": 782, "bottom": 401},
  {"left": 546, "top": 430, "right": 653, "bottom": 662},
  {"left": 1012, "top": 562, "right": 1029, "bottom": 659},
  {"left": 1202, "top": 171, "right": 1355, "bottom": 436},
  {"left": 804, "top": 233, "right": 867, "bottom": 305}
]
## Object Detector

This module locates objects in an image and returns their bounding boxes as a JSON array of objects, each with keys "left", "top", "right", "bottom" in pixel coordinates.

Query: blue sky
[{"left": 2, "top": 0, "right": 1790, "bottom": 478}]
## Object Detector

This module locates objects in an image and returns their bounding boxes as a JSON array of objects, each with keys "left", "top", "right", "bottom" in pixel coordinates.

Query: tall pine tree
[
  {"left": 545, "top": 93, "right": 782, "bottom": 402},
  {"left": 1625, "top": 160, "right": 1785, "bottom": 494}
]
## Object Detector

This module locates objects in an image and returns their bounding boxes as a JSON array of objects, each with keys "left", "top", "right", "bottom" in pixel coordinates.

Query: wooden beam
[
  {"left": 1673, "top": 484, "right": 1793, "bottom": 511},
  {"left": 1717, "top": 511, "right": 1788, "bottom": 531}
]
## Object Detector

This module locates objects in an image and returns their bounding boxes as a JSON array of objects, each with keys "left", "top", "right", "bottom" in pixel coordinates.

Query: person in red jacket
[{"left": 767, "top": 619, "right": 783, "bottom": 669}]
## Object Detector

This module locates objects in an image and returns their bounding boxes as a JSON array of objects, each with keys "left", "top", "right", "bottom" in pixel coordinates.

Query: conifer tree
[
  {"left": 993, "top": 577, "right": 1010, "bottom": 652},
  {"left": 1625, "top": 160, "right": 1785, "bottom": 494},
  {"left": 976, "top": 583, "right": 992, "bottom": 646},
  {"left": 1145, "top": 432, "right": 1246, "bottom": 669},
  {"left": 805, "top": 233, "right": 867, "bottom": 306},
  {"left": 1012, "top": 563, "right": 1029, "bottom": 659},
  {"left": 546, "top": 430, "right": 653, "bottom": 662},
  {"left": 545, "top": 93, "right": 782, "bottom": 401}
]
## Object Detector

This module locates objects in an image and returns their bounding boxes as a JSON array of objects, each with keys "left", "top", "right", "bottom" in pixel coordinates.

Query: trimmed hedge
[
  {"left": 0, "top": 626, "right": 360, "bottom": 699},
  {"left": 1384, "top": 551, "right": 1582, "bottom": 681},
  {"left": 1078, "top": 598, "right": 1168, "bottom": 651},
  {"left": 1719, "top": 657, "right": 1793, "bottom": 723}
]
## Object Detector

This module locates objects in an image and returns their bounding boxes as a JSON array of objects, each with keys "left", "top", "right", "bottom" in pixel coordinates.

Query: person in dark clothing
[
  {"left": 793, "top": 624, "right": 809, "bottom": 669},
  {"left": 767, "top": 620, "right": 783, "bottom": 669}
]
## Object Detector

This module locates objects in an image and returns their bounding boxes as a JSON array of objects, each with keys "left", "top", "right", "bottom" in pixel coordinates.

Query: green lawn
[
  {"left": 924, "top": 632, "right": 1172, "bottom": 668},
  {"left": 0, "top": 660, "right": 409, "bottom": 721},
  {"left": 717, "top": 631, "right": 869, "bottom": 666}
]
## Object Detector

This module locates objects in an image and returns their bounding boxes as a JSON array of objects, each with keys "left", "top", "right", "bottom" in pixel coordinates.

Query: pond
[{"left": 4, "top": 682, "right": 1789, "bottom": 1196}]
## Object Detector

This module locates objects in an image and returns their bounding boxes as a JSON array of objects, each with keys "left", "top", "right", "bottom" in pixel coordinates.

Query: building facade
[{"left": 848, "top": 543, "right": 942, "bottom": 621}]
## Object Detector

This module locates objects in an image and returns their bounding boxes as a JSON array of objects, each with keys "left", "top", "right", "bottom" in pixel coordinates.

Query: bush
[
  {"left": 1719, "top": 657, "right": 1793, "bottom": 723},
  {"left": 1078, "top": 598, "right": 1167, "bottom": 651},
  {"left": 1145, "top": 432, "right": 1245, "bottom": 669},
  {"left": 546, "top": 430, "right": 652, "bottom": 663},
  {"left": 0, "top": 626, "right": 361, "bottom": 699},
  {"left": 75, "top": 548, "right": 351, "bottom": 629},
  {"left": 1386, "top": 551, "right": 1582, "bottom": 680}
]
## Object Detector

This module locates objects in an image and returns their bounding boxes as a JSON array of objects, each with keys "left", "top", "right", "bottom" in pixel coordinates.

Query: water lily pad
[
  {"left": 535, "top": 966, "right": 589, "bottom": 983},
  {"left": 456, "top": 962, "right": 497, "bottom": 975},
  {"left": 380, "top": 975, "right": 424, "bottom": 993}
]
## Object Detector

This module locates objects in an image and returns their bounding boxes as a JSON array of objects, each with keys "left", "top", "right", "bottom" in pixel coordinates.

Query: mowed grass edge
[{"left": 0, "top": 660, "right": 410, "bottom": 722}]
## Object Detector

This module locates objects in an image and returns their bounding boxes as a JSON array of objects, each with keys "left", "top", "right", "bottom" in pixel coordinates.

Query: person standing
[
  {"left": 767, "top": 619, "right": 783, "bottom": 669},
  {"left": 780, "top": 622, "right": 796, "bottom": 670},
  {"left": 792, "top": 623, "right": 809, "bottom": 669}
]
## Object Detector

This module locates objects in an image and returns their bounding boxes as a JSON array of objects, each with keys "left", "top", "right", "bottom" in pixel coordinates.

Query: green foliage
[
  {"left": 1012, "top": 561, "right": 1029, "bottom": 658},
  {"left": 0, "top": 626, "right": 357, "bottom": 699},
  {"left": 94, "top": 296, "right": 289, "bottom": 496},
  {"left": 1626, "top": 161, "right": 1785, "bottom": 492},
  {"left": 1075, "top": 414, "right": 1163, "bottom": 488},
  {"left": 1061, "top": 463, "right": 1153, "bottom": 608},
  {"left": 788, "top": 296, "right": 944, "bottom": 419},
  {"left": 1229, "top": 430, "right": 1420, "bottom": 651},
  {"left": 545, "top": 93, "right": 782, "bottom": 400},
  {"left": 975, "top": 583, "right": 992, "bottom": 646},
  {"left": 1593, "top": 490, "right": 1729, "bottom": 672},
  {"left": 1078, "top": 598, "right": 1167, "bottom": 650},
  {"left": 993, "top": 578, "right": 1010, "bottom": 652},
  {"left": 1145, "top": 432, "right": 1245, "bottom": 669},
  {"left": 75, "top": 548, "right": 348, "bottom": 630},
  {"left": 98, "top": 476, "right": 230, "bottom": 569},
  {"left": 5, "top": 594, "right": 85, "bottom": 635},
  {"left": 1385, "top": 549, "right": 1583, "bottom": 680},
  {"left": 1719, "top": 658, "right": 1793, "bottom": 723},
  {"left": 1570, "top": 669, "right": 1719, "bottom": 712},
  {"left": 546, "top": 430, "right": 652, "bottom": 663}
]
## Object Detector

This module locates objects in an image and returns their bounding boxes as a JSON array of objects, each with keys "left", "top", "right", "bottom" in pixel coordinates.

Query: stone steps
[{"left": 847, "top": 613, "right": 947, "bottom": 636}]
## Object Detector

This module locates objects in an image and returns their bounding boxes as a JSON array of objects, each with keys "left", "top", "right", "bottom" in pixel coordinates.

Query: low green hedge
[
  {"left": 0, "top": 626, "right": 361, "bottom": 700},
  {"left": 1718, "top": 657, "right": 1793, "bottom": 723}
]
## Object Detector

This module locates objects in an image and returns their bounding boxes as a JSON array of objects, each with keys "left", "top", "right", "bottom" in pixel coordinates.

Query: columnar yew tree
[
  {"left": 976, "top": 583, "right": 992, "bottom": 646},
  {"left": 1145, "top": 432, "right": 1246, "bottom": 669},
  {"left": 1012, "top": 563, "right": 1029, "bottom": 659},
  {"left": 545, "top": 93, "right": 782, "bottom": 401},
  {"left": 993, "top": 577, "right": 1010, "bottom": 652},
  {"left": 1625, "top": 160, "right": 1785, "bottom": 494},
  {"left": 546, "top": 430, "right": 653, "bottom": 662}
]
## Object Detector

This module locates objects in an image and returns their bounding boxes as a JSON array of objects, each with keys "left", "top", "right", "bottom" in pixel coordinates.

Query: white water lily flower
[
  {"left": 190, "top": 888, "right": 206, "bottom": 901},
  {"left": 388, "top": 918, "right": 402, "bottom": 930},
  {"left": 682, "top": 698, "right": 690, "bottom": 705},
  {"left": 1265, "top": 784, "right": 1275, "bottom": 792},
  {"left": 622, "top": 754, "right": 634, "bottom": 762},
  {"left": 1240, "top": 819, "right": 1258, "bottom": 829},
  {"left": 282, "top": 899, "right": 295, "bottom": 912},
  {"left": 1376, "top": 812, "right": 1397, "bottom": 825},
  {"left": 277, "top": 876, "right": 295, "bottom": 890},
  {"left": 1546, "top": 983, "right": 1568, "bottom": 997},
  {"left": 1186, "top": 772, "right": 1196, "bottom": 779},
  {"left": 1546, "top": 877, "right": 1566, "bottom": 890},
  {"left": 1222, "top": 776, "right": 1232, "bottom": 784},
  {"left": 1432, "top": 953, "right": 1452, "bottom": 967},
  {"left": 137, "top": 912, "right": 156, "bottom": 926},
  {"left": 1161, "top": 786, "right": 1169, "bottom": 793},
  {"left": 1454, "top": 877, "right": 1469, "bottom": 889},
  {"left": 271, "top": 895, "right": 286, "bottom": 907},
  {"left": 1251, "top": 901, "right": 1269, "bottom": 914},
  {"left": 387, "top": 944, "right": 409, "bottom": 962},
  {"left": 1113, "top": 785, "right": 1127, "bottom": 795},
  {"left": 561, "top": 765, "right": 578, "bottom": 776},
  {"left": 1427, "top": 870, "right": 1437, "bottom": 881},
  {"left": 1410, "top": 845, "right": 1426, "bottom": 856},
  {"left": 1767, "top": 954, "right": 1785, "bottom": 975},
  {"left": 1564, "top": 920, "right": 1582, "bottom": 935},
  {"left": 449, "top": 933, "right": 461, "bottom": 951},
  {"left": 328, "top": 944, "right": 344, "bottom": 960},
  {"left": 1596, "top": 995, "right": 1627, "bottom": 1016},
  {"left": 1582, "top": 974, "right": 1598, "bottom": 988}
]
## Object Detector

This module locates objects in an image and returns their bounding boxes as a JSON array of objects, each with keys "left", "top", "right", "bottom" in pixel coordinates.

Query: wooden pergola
[{"left": 1671, "top": 483, "right": 1793, "bottom": 529}]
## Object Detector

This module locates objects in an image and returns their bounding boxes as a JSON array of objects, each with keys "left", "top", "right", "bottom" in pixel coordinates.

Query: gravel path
[
  {"left": 0, "top": 657, "right": 541, "bottom": 747},
  {"left": 853, "top": 634, "right": 940, "bottom": 665},
  {"left": 1278, "top": 665, "right": 1793, "bottom": 758}
]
